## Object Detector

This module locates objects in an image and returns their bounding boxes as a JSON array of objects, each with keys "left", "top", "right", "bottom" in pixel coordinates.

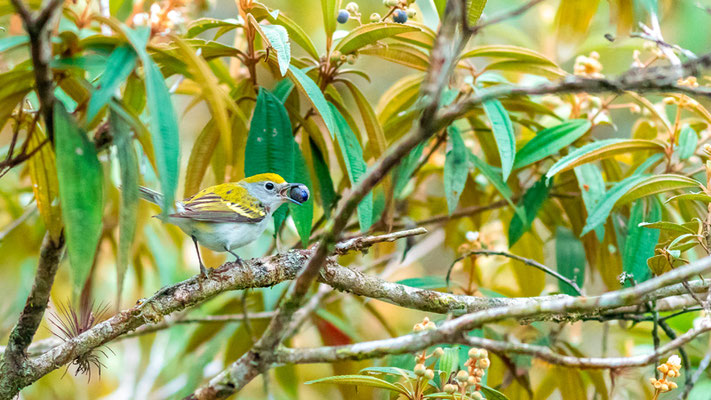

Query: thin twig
[{"left": 459, "top": 249, "right": 583, "bottom": 296}]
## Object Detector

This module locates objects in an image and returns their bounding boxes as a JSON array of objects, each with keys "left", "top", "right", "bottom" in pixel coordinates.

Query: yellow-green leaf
[
  {"left": 616, "top": 174, "right": 703, "bottom": 206},
  {"left": 27, "top": 124, "right": 62, "bottom": 243},
  {"left": 334, "top": 22, "right": 420, "bottom": 55}
]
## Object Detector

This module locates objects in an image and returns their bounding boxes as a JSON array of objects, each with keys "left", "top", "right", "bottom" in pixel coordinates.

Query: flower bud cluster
[
  {"left": 132, "top": 1, "right": 185, "bottom": 36},
  {"left": 573, "top": 51, "right": 603, "bottom": 79},
  {"left": 650, "top": 355, "right": 681, "bottom": 394},
  {"left": 410, "top": 322, "right": 444, "bottom": 386},
  {"left": 443, "top": 348, "right": 490, "bottom": 398}
]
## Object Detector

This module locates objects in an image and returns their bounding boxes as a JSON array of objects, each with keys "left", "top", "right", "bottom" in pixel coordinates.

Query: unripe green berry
[
  {"left": 406, "top": 7, "right": 416, "bottom": 18},
  {"left": 347, "top": 54, "right": 357, "bottom": 64},
  {"left": 370, "top": 12, "right": 381, "bottom": 23},
  {"left": 329, "top": 50, "right": 342, "bottom": 62},
  {"left": 468, "top": 348, "right": 481, "bottom": 359},
  {"left": 424, "top": 369, "right": 435, "bottom": 380},
  {"left": 455, "top": 370, "right": 469, "bottom": 382},
  {"left": 472, "top": 392, "right": 484, "bottom": 400},
  {"left": 384, "top": 0, "right": 398, "bottom": 7},
  {"left": 414, "top": 363, "right": 426, "bottom": 376},
  {"left": 433, "top": 347, "right": 444, "bottom": 357},
  {"left": 345, "top": 2, "right": 359, "bottom": 13},
  {"left": 444, "top": 384, "right": 457, "bottom": 394}
]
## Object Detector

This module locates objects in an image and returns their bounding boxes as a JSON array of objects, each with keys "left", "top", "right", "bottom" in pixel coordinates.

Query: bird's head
[{"left": 239, "top": 173, "right": 310, "bottom": 211}]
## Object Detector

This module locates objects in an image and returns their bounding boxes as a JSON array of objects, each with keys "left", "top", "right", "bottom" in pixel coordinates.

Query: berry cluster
[
  {"left": 337, "top": 0, "right": 415, "bottom": 25},
  {"left": 383, "top": 0, "right": 416, "bottom": 24},
  {"left": 443, "top": 348, "right": 490, "bottom": 399}
]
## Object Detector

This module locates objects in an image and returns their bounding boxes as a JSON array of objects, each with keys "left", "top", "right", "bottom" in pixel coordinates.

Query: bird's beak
[{"left": 280, "top": 183, "right": 309, "bottom": 205}]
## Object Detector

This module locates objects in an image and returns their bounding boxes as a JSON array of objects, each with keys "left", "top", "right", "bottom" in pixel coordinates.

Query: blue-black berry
[
  {"left": 393, "top": 9, "right": 407, "bottom": 23},
  {"left": 289, "top": 184, "right": 310, "bottom": 204},
  {"left": 337, "top": 9, "right": 349, "bottom": 24}
]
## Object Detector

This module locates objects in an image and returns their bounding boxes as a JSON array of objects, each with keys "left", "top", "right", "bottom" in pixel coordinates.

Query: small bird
[{"left": 138, "top": 173, "right": 309, "bottom": 276}]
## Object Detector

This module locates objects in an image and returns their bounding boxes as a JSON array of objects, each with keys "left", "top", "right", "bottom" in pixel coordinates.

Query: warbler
[{"left": 138, "top": 173, "right": 310, "bottom": 276}]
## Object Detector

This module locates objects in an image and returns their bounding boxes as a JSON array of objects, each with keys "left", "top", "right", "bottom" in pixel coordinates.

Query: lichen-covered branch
[{"left": 0, "top": 233, "right": 64, "bottom": 399}]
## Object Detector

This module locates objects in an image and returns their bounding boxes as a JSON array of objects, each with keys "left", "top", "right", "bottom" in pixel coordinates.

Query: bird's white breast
[{"left": 166, "top": 216, "right": 271, "bottom": 253}]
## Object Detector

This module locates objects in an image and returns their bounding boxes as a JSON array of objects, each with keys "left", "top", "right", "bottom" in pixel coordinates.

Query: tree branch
[{"left": 0, "top": 232, "right": 64, "bottom": 399}]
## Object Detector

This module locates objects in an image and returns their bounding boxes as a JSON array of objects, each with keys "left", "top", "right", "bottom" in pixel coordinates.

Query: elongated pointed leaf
[
  {"left": 546, "top": 139, "right": 665, "bottom": 179},
  {"left": 581, "top": 175, "right": 648, "bottom": 236},
  {"left": 358, "top": 43, "right": 430, "bottom": 71},
  {"left": 616, "top": 174, "right": 702, "bottom": 206},
  {"left": 184, "top": 120, "right": 218, "bottom": 197},
  {"left": 469, "top": 152, "right": 524, "bottom": 220},
  {"left": 677, "top": 125, "right": 698, "bottom": 160},
  {"left": 666, "top": 192, "right": 711, "bottom": 204},
  {"left": 574, "top": 163, "right": 605, "bottom": 240},
  {"left": 172, "top": 36, "right": 235, "bottom": 168},
  {"left": 321, "top": 0, "right": 337, "bottom": 43},
  {"left": 461, "top": 45, "right": 558, "bottom": 66},
  {"left": 287, "top": 65, "right": 336, "bottom": 138},
  {"left": 307, "top": 375, "right": 409, "bottom": 396},
  {"left": 467, "top": 0, "right": 488, "bottom": 25},
  {"left": 556, "top": 226, "right": 585, "bottom": 296},
  {"left": 513, "top": 119, "right": 591, "bottom": 169},
  {"left": 310, "top": 138, "right": 337, "bottom": 216},
  {"left": 246, "top": 88, "right": 294, "bottom": 231},
  {"left": 394, "top": 141, "right": 425, "bottom": 198},
  {"left": 334, "top": 23, "right": 420, "bottom": 55},
  {"left": 110, "top": 111, "right": 139, "bottom": 305},
  {"left": 27, "top": 125, "right": 62, "bottom": 243},
  {"left": 623, "top": 199, "right": 661, "bottom": 283},
  {"left": 482, "top": 97, "right": 514, "bottom": 180},
  {"left": 121, "top": 25, "right": 179, "bottom": 213},
  {"left": 250, "top": 2, "right": 319, "bottom": 60},
  {"left": 54, "top": 103, "right": 104, "bottom": 299},
  {"left": 249, "top": 14, "right": 291, "bottom": 76},
  {"left": 444, "top": 126, "right": 468, "bottom": 214},
  {"left": 87, "top": 44, "right": 137, "bottom": 123},
  {"left": 290, "top": 143, "right": 313, "bottom": 246},
  {"left": 342, "top": 80, "right": 386, "bottom": 158},
  {"left": 508, "top": 177, "right": 551, "bottom": 246},
  {"left": 330, "top": 102, "right": 373, "bottom": 231}
]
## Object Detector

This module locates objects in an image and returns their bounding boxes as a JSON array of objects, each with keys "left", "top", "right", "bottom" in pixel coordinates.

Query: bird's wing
[{"left": 172, "top": 184, "right": 266, "bottom": 223}]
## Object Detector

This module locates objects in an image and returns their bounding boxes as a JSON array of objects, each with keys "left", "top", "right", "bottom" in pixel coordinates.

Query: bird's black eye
[{"left": 265, "top": 182, "right": 275, "bottom": 191}]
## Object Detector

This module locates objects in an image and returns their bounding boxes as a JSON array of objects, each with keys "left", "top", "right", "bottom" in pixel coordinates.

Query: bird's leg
[
  {"left": 224, "top": 246, "right": 244, "bottom": 266},
  {"left": 192, "top": 236, "right": 209, "bottom": 277}
]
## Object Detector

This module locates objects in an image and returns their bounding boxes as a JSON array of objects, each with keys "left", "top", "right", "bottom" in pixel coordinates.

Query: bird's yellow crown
[{"left": 240, "top": 173, "right": 286, "bottom": 184}]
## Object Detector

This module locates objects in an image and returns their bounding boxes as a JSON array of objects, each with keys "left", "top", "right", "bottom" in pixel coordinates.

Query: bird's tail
[{"left": 138, "top": 186, "right": 164, "bottom": 206}]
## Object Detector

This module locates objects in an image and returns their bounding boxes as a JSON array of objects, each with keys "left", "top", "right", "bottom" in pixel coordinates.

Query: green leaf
[
  {"left": 360, "top": 366, "right": 416, "bottom": 379},
  {"left": 461, "top": 45, "right": 558, "bottom": 66},
  {"left": 481, "top": 97, "right": 515, "bottom": 180},
  {"left": 480, "top": 385, "right": 511, "bottom": 400},
  {"left": 290, "top": 143, "right": 313, "bottom": 246},
  {"left": 249, "top": 2, "right": 319, "bottom": 60},
  {"left": 186, "top": 17, "right": 243, "bottom": 38},
  {"left": 184, "top": 120, "right": 218, "bottom": 197},
  {"left": 623, "top": 199, "right": 661, "bottom": 283},
  {"left": 444, "top": 126, "right": 468, "bottom": 214},
  {"left": 245, "top": 88, "right": 294, "bottom": 231},
  {"left": 342, "top": 80, "right": 387, "bottom": 158},
  {"left": 639, "top": 221, "right": 696, "bottom": 235},
  {"left": 581, "top": 175, "right": 648, "bottom": 236},
  {"left": 666, "top": 192, "right": 711, "bottom": 204},
  {"left": 334, "top": 23, "right": 421, "bottom": 55},
  {"left": 574, "top": 163, "right": 606, "bottom": 241},
  {"left": 513, "top": 119, "right": 591, "bottom": 169},
  {"left": 123, "top": 25, "right": 179, "bottom": 213},
  {"left": 466, "top": 0, "right": 488, "bottom": 25},
  {"left": 469, "top": 152, "right": 523, "bottom": 220},
  {"left": 54, "top": 102, "right": 104, "bottom": 300},
  {"left": 27, "top": 123, "right": 62, "bottom": 243},
  {"left": 438, "top": 347, "right": 460, "bottom": 376},
  {"left": 616, "top": 174, "right": 702, "bottom": 206},
  {"left": 546, "top": 139, "right": 665, "bottom": 179},
  {"left": 86, "top": 44, "right": 137, "bottom": 123},
  {"left": 249, "top": 14, "right": 291, "bottom": 76},
  {"left": 508, "top": 177, "right": 551, "bottom": 246},
  {"left": 321, "top": 0, "right": 337, "bottom": 43},
  {"left": 677, "top": 125, "right": 698, "bottom": 160},
  {"left": 395, "top": 276, "right": 448, "bottom": 289},
  {"left": 307, "top": 375, "right": 409, "bottom": 396},
  {"left": 330, "top": 103, "right": 373, "bottom": 232},
  {"left": 395, "top": 141, "right": 425, "bottom": 198},
  {"left": 110, "top": 111, "right": 139, "bottom": 305},
  {"left": 555, "top": 226, "right": 585, "bottom": 296},
  {"left": 310, "top": 138, "right": 337, "bottom": 216},
  {"left": 287, "top": 65, "right": 336, "bottom": 138},
  {"left": 358, "top": 43, "right": 430, "bottom": 71}
]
